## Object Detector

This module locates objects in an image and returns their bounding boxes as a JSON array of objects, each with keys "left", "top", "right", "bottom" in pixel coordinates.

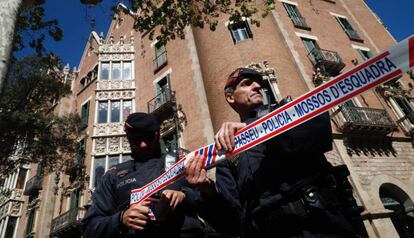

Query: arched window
[{"left": 380, "top": 183, "right": 414, "bottom": 238}]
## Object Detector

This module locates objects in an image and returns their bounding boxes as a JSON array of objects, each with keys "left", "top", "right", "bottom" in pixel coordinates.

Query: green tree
[{"left": 0, "top": 56, "right": 81, "bottom": 176}]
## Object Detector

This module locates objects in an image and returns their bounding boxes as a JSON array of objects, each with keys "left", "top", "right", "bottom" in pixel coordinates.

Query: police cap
[
  {"left": 225, "top": 67, "right": 263, "bottom": 90},
  {"left": 124, "top": 112, "right": 160, "bottom": 133}
]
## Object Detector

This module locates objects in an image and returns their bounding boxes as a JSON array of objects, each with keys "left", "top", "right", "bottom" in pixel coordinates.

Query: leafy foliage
[
  {"left": 13, "top": 3, "right": 63, "bottom": 59},
  {"left": 119, "top": 0, "right": 275, "bottom": 44},
  {"left": 0, "top": 56, "right": 81, "bottom": 176}
]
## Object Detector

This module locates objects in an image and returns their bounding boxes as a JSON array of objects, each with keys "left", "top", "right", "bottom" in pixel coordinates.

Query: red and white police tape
[{"left": 130, "top": 34, "right": 414, "bottom": 205}]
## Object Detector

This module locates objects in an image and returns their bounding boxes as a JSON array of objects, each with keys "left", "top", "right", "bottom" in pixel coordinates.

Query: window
[
  {"left": 100, "top": 62, "right": 133, "bottom": 80},
  {"left": 335, "top": 16, "right": 363, "bottom": 41},
  {"left": 98, "top": 101, "right": 108, "bottom": 123},
  {"left": 92, "top": 154, "right": 131, "bottom": 188},
  {"left": 110, "top": 101, "right": 120, "bottom": 123},
  {"left": 69, "top": 189, "right": 81, "bottom": 209},
  {"left": 5, "top": 217, "right": 17, "bottom": 238},
  {"left": 123, "top": 62, "right": 132, "bottom": 80},
  {"left": 394, "top": 96, "right": 414, "bottom": 124},
  {"left": 282, "top": 3, "right": 310, "bottom": 30},
  {"left": 15, "top": 168, "right": 27, "bottom": 189},
  {"left": 155, "top": 75, "right": 171, "bottom": 108},
  {"left": 357, "top": 49, "right": 373, "bottom": 61},
  {"left": 154, "top": 43, "right": 167, "bottom": 72},
  {"left": 81, "top": 101, "right": 90, "bottom": 128},
  {"left": 229, "top": 20, "right": 253, "bottom": 44},
  {"left": 25, "top": 209, "right": 36, "bottom": 236},
  {"left": 101, "top": 63, "right": 110, "bottom": 80},
  {"left": 97, "top": 100, "right": 132, "bottom": 124},
  {"left": 301, "top": 38, "right": 320, "bottom": 64},
  {"left": 112, "top": 62, "right": 121, "bottom": 80}
]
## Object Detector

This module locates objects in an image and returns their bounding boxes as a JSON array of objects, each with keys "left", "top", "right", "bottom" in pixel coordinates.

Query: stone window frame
[
  {"left": 99, "top": 60, "right": 134, "bottom": 81},
  {"left": 95, "top": 99, "right": 133, "bottom": 124},
  {"left": 225, "top": 17, "right": 253, "bottom": 44},
  {"left": 89, "top": 153, "right": 132, "bottom": 189}
]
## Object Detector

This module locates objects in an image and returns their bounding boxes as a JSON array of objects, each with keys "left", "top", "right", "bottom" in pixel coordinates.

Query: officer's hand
[
  {"left": 122, "top": 200, "right": 151, "bottom": 231},
  {"left": 161, "top": 190, "right": 185, "bottom": 210},
  {"left": 185, "top": 155, "right": 216, "bottom": 195},
  {"left": 215, "top": 122, "right": 246, "bottom": 152}
]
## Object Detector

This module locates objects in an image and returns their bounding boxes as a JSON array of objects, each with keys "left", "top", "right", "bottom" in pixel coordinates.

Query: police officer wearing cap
[
  {"left": 186, "top": 68, "right": 360, "bottom": 237},
  {"left": 82, "top": 112, "right": 204, "bottom": 238}
]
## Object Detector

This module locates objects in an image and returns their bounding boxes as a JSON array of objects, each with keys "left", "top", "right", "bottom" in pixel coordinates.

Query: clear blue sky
[{"left": 23, "top": 0, "right": 413, "bottom": 69}]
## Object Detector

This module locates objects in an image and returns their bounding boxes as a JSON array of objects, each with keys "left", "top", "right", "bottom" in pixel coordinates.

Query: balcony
[
  {"left": 290, "top": 16, "right": 311, "bottom": 30},
  {"left": 332, "top": 106, "right": 397, "bottom": 135},
  {"left": 308, "top": 48, "right": 346, "bottom": 76},
  {"left": 345, "top": 29, "right": 363, "bottom": 42},
  {"left": 147, "top": 89, "right": 176, "bottom": 122},
  {"left": 23, "top": 175, "right": 42, "bottom": 196},
  {"left": 50, "top": 207, "right": 85, "bottom": 237},
  {"left": 153, "top": 50, "right": 167, "bottom": 73}
]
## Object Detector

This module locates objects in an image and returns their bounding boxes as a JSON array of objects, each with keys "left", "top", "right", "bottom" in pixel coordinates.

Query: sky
[{"left": 22, "top": 0, "right": 413, "bottom": 69}]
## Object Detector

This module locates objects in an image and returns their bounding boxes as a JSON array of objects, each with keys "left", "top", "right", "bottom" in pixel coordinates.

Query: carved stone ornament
[
  {"left": 108, "top": 137, "right": 121, "bottom": 153},
  {"left": 122, "top": 137, "right": 131, "bottom": 152},
  {"left": 97, "top": 80, "right": 136, "bottom": 91},
  {"left": 312, "top": 66, "right": 331, "bottom": 86},
  {"left": 160, "top": 118, "right": 176, "bottom": 136},
  {"left": 99, "top": 44, "right": 134, "bottom": 54},
  {"left": 99, "top": 53, "right": 134, "bottom": 61},
  {"left": 10, "top": 201, "right": 21, "bottom": 216},
  {"left": 94, "top": 138, "right": 106, "bottom": 154},
  {"left": 245, "top": 61, "right": 277, "bottom": 83},
  {"left": 376, "top": 81, "right": 413, "bottom": 100},
  {"left": 94, "top": 123, "right": 124, "bottom": 137}
]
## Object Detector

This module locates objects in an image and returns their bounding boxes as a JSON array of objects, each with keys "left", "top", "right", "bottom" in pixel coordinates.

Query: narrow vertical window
[
  {"left": 100, "top": 63, "right": 110, "bottom": 80},
  {"left": 123, "top": 100, "right": 132, "bottom": 121},
  {"left": 123, "top": 62, "right": 132, "bottom": 80},
  {"left": 110, "top": 101, "right": 120, "bottom": 123},
  {"left": 335, "top": 16, "right": 363, "bottom": 41},
  {"left": 81, "top": 101, "right": 90, "bottom": 128},
  {"left": 112, "top": 62, "right": 121, "bottom": 80},
  {"left": 357, "top": 49, "right": 373, "bottom": 61},
  {"left": 108, "top": 155, "right": 120, "bottom": 169},
  {"left": 229, "top": 20, "right": 253, "bottom": 44},
  {"left": 93, "top": 156, "right": 106, "bottom": 188},
  {"left": 98, "top": 101, "right": 108, "bottom": 124}
]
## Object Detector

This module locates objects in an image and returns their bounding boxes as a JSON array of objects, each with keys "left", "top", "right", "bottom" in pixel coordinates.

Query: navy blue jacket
[
  {"left": 81, "top": 154, "right": 203, "bottom": 238},
  {"left": 204, "top": 112, "right": 337, "bottom": 236}
]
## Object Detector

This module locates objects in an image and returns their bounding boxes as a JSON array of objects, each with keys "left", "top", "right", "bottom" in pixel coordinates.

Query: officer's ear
[{"left": 225, "top": 91, "right": 235, "bottom": 105}]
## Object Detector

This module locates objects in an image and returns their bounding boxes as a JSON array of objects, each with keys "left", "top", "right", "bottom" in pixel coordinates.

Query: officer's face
[
  {"left": 127, "top": 131, "right": 160, "bottom": 160},
  {"left": 226, "top": 78, "right": 263, "bottom": 110}
]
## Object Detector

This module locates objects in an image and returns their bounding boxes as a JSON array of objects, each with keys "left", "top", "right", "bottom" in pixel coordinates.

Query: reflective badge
[{"left": 117, "top": 169, "right": 129, "bottom": 178}]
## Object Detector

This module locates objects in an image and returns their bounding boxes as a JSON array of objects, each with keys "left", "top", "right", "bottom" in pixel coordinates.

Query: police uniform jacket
[
  {"left": 81, "top": 154, "right": 202, "bottom": 238},
  {"left": 205, "top": 112, "right": 354, "bottom": 237}
]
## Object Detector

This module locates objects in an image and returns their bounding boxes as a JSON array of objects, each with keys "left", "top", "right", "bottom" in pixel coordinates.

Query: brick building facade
[{"left": 2, "top": 0, "right": 414, "bottom": 237}]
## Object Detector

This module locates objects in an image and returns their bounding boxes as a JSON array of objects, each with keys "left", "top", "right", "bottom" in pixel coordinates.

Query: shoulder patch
[{"left": 117, "top": 169, "right": 129, "bottom": 177}]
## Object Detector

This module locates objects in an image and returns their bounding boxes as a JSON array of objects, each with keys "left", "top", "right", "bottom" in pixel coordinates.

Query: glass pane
[
  {"left": 100, "top": 63, "right": 109, "bottom": 80},
  {"left": 110, "top": 101, "right": 120, "bottom": 123},
  {"left": 123, "top": 100, "right": 132, "bottom": 121},
  {"left": 123, "top": 62, "right": 132, "bottom": 80},
  {"left": 122, "top": 154, "right": 133, "bottom": 163},
  {"left": 108, "top": 155, "right": 120, "bottom": 169},
  {"left": 112, "top": 62, "right": 121, "bottom": 80},
  {"left": 16, "top": 168, "right": 27, "bottom": 189},
  {"left": 93, "top": 157, "right": 106, "bottom": 188},
  {"left": 81, "top": 102, "right": 89, "bottom": 127},
  {"left": 240, "top": 28, "right": 249, "bottom": 40},
  {"left": 98, "top": 101, "right": 108, "bottom": 124},
  {"left": 233, "top": 30, "right": 241, "bottom": 42},
  {"left": 5, "top": 217, "right": 17, "bottom": 238},
  {"left": 155, "top": 44, "right": 166, "bottom": 57}
]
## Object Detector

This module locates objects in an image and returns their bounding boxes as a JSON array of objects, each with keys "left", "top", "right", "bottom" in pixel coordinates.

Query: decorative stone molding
[
  {"left": 376, "top": 81, "right": 413, "bottom": 99},
  {"left": 93, "top": 123, "right": 124, "bottom": 137},
  {"left": 108, "top": 137, "right": 121, "bottom": 153},
  {"left": 312, "top": 66, "right": 331, "bottom": 86},
  {"left": 10, "top": 201, "right": 21, "bottom": 216},
  {"left": 121, "top": 137, "right": 131, "bottom": 152},
  {"left": 96, "top": 80, "right": 135, "bottom": 91},
  {"left": 96, "top": 90, "right": 135, "bottom": 100},
  {"left": 246, "top": 61, "right": 277, "bottom": 83},
  {"left": 160, "top": 118, "right": 176, "bottom": 137},
  {"left": 27, "top": 197, "right": 40, "bottom": 211},
  {"left": 94, "top": 138, "right": 106, "bottom": 154}
]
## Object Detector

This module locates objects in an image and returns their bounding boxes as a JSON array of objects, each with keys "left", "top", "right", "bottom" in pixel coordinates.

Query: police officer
[
  {"left": 82, "top": 112, "right": 204, "bottom": 237},
  {"left": 186, "top": 68, "right": 358, "bottom": 237}
]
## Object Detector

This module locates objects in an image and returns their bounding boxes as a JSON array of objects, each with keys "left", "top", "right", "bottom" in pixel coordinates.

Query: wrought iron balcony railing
[
  {"left": 345, "top": 29, "right": 363, "bottom": 42},
  {"left": 308, "top": 48, "right": 346, "bottom": 76},
  {"left": 332, "top": 106, "right": 397, "bottom": 135},
  {"left": 397, "top": 111, "right": 414, "bottom": 136},
  {"left": 148, "top": 89, "right": 176, "bottom": 121},
  {"left": 153, "top": 51, "right": 168, "bottom": 73},
  {"left": 50, "top": 207, "right": 85, "bottom": 237},
  {"left": 23, "top": 175, "right": 42, "bottom": 196},
  {"left": 290, "top": 16, "right": 311, "bottom": 30}
]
